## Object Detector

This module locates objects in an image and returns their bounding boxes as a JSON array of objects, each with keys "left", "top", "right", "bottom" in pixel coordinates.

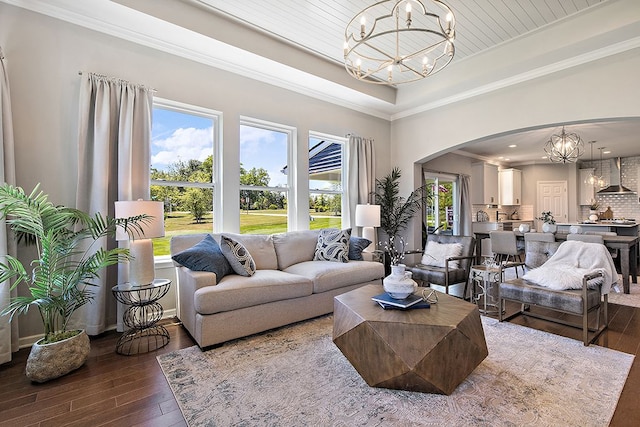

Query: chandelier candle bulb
[
  {"left": 360, "top": 16, "right": 366, "bottom": 38},
  {"left": 406, "top": 3, "right": 412, "bottom": 27}
]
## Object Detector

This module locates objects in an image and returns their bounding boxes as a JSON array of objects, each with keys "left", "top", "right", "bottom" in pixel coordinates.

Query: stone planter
[{"left": 25, "top": 330, "right": 90, "bottom": 383}]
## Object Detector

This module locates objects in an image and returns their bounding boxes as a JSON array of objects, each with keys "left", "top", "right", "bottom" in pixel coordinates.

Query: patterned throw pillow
[
  {"left": 171, "top": 234, "right": 232, "bottom": 283},
  {"left": 313, "top": 228, "right": 351, "bottom": 263},
  {"left": 220, "top": 234, "right": 256, "bottom": 277},
  {"left": 348, "top": 236, "right": 371, "bottom": 261}
]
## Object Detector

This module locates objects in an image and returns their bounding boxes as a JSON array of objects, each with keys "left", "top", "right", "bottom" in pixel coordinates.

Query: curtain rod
[{"left": 78, "top": 71, "right": 157, "bottom": 93}]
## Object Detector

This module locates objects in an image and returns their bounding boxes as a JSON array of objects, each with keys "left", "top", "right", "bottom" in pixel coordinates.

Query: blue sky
[{"left": 152, "top": 108, "right": 338, "bottom": 189}]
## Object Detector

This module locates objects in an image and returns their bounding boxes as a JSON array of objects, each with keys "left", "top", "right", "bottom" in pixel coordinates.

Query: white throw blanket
[{"left": 522, "top": 240, "right": 618, "bottom": 294}]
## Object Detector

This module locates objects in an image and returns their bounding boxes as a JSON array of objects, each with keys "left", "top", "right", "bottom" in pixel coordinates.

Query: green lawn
[{"left": 153, "top": 210, "right": 341, "bottom": 256}]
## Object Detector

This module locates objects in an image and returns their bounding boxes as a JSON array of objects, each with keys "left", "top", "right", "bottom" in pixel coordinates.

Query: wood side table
[{"left": 112, "top": 279, "right": 171, "bottom": 355}]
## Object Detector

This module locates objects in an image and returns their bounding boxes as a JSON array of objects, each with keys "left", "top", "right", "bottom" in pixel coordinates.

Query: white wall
[
  {"left": 392, "top": 49, "right": 640, "bottom": 248},
  {"left": 0, "top": 4, "right": 391, "bottom": 339}
]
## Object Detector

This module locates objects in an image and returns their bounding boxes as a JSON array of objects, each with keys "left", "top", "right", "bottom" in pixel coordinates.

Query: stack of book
[{"left": 371, "top": 293, "right": 430, "bottom": 310}]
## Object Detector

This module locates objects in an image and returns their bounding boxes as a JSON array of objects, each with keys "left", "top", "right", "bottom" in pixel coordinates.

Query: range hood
[{"left": 597, "top": 157, "right": 635, "bottom": 194}]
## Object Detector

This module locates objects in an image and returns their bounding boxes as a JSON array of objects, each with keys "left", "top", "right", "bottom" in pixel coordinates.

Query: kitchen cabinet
[
  {"left": 579, "top": 168, "right": 596, "bottom": 205},
  {"left": 471, "top": 162, "right": 499, "bottom": 205},
  {"left": 499, "top": 168, "right": 521, "bottom": 205}
]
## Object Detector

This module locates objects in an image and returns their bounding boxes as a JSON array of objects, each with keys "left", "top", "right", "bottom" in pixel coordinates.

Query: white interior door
[{"left": 536, "top": 181, "right": 568, "bottom": 227}]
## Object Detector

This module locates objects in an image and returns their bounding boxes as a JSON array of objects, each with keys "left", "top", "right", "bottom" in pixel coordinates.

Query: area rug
[{"left": 157, "top": 316, "right": 633, "bottom": 427}]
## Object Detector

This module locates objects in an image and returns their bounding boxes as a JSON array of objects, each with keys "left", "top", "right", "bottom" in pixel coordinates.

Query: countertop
[{"left": 556, "top": 221, "right": 638, "bottom": 228}]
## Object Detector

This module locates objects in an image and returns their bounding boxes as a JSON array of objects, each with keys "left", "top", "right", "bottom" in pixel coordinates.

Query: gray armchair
[
  {"left": 408, "top": 234, "right": 476, "bottom": 298},
  {"left": 499, "top": 240, "right": 609, "bottom": 345}
]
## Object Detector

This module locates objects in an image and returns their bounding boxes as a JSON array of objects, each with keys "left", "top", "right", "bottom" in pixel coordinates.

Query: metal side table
[
  {"left": 112, "top": 279, "right": 171, "bottom": 355},
  {"left": 470, "top": 265, "right": 502, "bottom": 315}
]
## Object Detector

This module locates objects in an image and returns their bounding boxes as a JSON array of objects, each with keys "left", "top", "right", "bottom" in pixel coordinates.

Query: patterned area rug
[{"left": 158, "top": 316, "right": 633, "bottom": 427}]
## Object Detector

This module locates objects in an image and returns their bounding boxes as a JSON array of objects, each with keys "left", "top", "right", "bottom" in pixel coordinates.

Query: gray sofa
[{"left": 170, "top": 230, "right": 385, "bottom": 348}]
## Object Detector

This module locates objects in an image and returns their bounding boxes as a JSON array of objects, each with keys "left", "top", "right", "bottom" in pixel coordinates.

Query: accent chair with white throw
[
  {"left": 408, "top": 234, "right": 476, "bottom": 298},
  {"left": 499, "top": 240, "right": 618, "bottom": 345}
]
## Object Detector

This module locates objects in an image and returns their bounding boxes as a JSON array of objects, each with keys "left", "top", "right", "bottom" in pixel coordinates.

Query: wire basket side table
[{"left": 111, "top": 279, "right": 171, "bottom": 355}]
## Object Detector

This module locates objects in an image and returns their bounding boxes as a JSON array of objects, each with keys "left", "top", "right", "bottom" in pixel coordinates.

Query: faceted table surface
[{"left": 333, "top": 284, "right": 488, "bottom": 395}]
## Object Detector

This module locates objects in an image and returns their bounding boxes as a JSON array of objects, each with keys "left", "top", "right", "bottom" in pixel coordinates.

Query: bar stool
[{"left": 489, "top": 230, "right": 525, "bottom": 277}]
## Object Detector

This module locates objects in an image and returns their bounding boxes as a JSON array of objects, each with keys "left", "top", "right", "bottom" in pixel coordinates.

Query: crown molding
[{"left": 3, "top": 0, "right": 637, "bottom": 123}]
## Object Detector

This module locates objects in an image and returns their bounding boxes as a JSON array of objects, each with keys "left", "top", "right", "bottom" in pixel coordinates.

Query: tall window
[
  {"left": 239, "top": 119, "right": 292, "bottom": 234},
  {"left": 424, "top": 172, "right": 458, "bottom": 236},
  {"left": 150, "top": 98, "right": 220, "bottom": 255},
  {"left": 308, "top": 132, "right": 345, "bottom": 230}
]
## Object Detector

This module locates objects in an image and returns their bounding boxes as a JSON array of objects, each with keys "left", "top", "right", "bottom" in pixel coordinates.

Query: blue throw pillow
[
  {"left": 171, "top": 235, "right": 232, "bottom": 283},
  {"left": 348, "top": 236, "right": 371, "bottom": 261}
]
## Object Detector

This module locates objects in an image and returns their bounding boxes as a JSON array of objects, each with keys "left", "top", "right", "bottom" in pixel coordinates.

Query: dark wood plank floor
[{"left": 1, "top": 302, "right": 640, "bottom": 426}]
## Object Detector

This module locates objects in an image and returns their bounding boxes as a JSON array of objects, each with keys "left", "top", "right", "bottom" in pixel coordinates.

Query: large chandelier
[
  {"left": 544, "top": 126, "right": 585, "bottom": 164},
  {"left": 343, "top": 0, "right": 456, "bottom": 85}
]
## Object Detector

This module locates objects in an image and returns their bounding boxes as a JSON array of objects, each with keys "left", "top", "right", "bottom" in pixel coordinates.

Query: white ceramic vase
[
  {"left": 541, "top": 222, "right": 557, "bottom": 233},
  {"left": 518, "top": 224, "right": 530, "bottom": 233},
  {"left": 383, "top": 264, "right": 418, "bottom": 299},
  {"left": 589, "top": 210, "right": 599, "bottom": 221}
]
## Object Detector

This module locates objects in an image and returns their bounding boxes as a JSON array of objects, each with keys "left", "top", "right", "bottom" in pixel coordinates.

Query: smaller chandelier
[
  {"left": 344, "top": 0, "right": 456, "bottom": 85},
  {"left": 544, "top": 126, "right": 585, "bottom": 164}
]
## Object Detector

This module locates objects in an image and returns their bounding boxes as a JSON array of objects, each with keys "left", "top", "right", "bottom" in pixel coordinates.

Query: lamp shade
[
  {"left": 355, "top": 204, "right": 380, "bottom": 227},
  {"left": 114, "top": 200, "right": 165, "bottom": 241}
]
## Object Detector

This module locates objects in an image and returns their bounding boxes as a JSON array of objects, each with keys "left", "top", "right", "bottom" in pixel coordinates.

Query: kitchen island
[{"left": 556, "top": 221, "right": 638, "bottom": 236}]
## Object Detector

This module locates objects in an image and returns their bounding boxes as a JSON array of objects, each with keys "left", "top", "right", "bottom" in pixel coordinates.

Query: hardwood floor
[{"left": 2, "top": 302, "right": 640, "bottom": 426}]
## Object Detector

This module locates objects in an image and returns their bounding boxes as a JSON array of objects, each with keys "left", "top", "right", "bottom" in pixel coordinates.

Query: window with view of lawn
[
  {"left": 150, "top": 100, "right": 219, "bottom": 256},
  {"left": 149, "top": 101, "right": 347, "bottom": 256}
]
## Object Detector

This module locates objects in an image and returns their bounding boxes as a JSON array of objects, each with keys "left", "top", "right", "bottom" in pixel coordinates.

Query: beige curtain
[
  {"left": 75, "top": 72, "right": 153, "bottom": 334},
  {"left": 0, "top": 47, "right": 17, "bottom": 364},
  {"left": 346, "top": 135, "right": 376, "bottom": 228}
]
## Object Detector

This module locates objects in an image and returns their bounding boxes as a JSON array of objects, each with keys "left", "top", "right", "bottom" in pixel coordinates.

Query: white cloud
[{"left": 151, "top": 127, "right": 213, "bottom": 170}]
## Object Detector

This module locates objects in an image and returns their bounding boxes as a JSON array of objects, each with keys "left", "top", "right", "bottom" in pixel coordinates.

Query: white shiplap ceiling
[
  {"left": 196, "top": 0, "right": 606, "bottom": 68},
  {"left": 5, "top": 0, "right": 635, "bottom": 164},
  {"left": 193, "top": 0, "right": 640, "bottom": 164}
]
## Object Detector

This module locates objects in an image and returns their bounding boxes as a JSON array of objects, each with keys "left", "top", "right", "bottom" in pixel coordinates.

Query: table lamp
[
  {"left": 355, "top": 204, "right": 380, "bottom": 252},
  {"left": 115, "top": 200, "right": 165, "bottom": 286}
]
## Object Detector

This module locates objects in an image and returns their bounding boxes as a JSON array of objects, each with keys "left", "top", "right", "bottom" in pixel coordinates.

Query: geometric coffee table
[{"left": 333, "top": 284, "right": 488, "bottom": 395}]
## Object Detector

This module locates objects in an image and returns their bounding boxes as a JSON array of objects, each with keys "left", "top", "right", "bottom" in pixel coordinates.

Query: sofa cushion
[
  {"left": 272, "top": 230, "right": 320, "bottom": 270},
  {"left": 217, "top": 233, "right": 278, "bottom": 270},
  {"left": 220, "top": 234, "right": 256, "bottom": 277},
  {"left": 284, "top": 260, "right": 384, "bottom": 293},
  {"left": 194, "top": 270, "right": 313, "bottom": 314},
  {"left": 500, "top": 278, "right": 601, "bottom": 315},
  {"left": 313, "top": 228, "right": 351, "bottom": 263},
  {"left": 171, "top": 234, "right": 232, "bottom": 283},
  {"left": 348, "top": 236, "right": 371, "bottom": 261}
]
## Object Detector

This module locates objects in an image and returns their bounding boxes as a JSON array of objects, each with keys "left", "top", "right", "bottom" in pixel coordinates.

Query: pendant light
[{"left": 585, "top": 141, "right": 598, "bottom": 185}]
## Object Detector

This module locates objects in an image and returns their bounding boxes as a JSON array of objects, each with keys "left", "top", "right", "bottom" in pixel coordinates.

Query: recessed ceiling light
[
  {"left": 504, "top": 158, "right": 511, "bottom": 161},
  {"left": 508, "top": 144, "right": 516, "bottom": 148},
  {"left": 604, "top": 150, "right": 611, "bottom": 154}
]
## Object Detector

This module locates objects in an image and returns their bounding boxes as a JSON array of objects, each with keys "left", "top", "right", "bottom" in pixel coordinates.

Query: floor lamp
[
  {"left": 355, "top": 204, "right": 380, "bottom": 253},
  {"left": 115, "top": 200, "right": 165, "bottom": 286}
]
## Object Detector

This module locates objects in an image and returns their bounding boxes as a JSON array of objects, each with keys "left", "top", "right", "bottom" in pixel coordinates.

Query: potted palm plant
[
  {"left": 0, "top": 183, "right": 148, "bottom": 382},
  {"left": 374, "top": 167, "right": 429, "bottom": 273}
]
